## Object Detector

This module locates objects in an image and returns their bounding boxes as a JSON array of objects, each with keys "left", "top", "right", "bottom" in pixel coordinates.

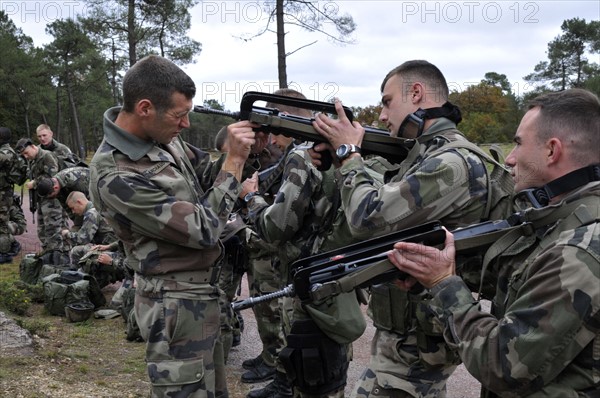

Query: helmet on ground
[{"left": 65, "top": 301, "right": 95, "bottom": 323}]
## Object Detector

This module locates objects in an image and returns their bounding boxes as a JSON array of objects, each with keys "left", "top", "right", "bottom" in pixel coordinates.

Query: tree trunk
[
  {"left": 276, "top": 0, "right": 287, "bottom": 88},
  {"left": 128, "top": 0, "right": 137, "bottom": 66},
  {"left": 66, "top": 79, "right": 85, "bottom": 159}
]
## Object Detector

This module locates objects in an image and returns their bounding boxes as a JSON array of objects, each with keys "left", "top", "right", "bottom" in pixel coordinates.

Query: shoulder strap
[{"left": 427, "top": 140, "right": 511, "bottom": 219}]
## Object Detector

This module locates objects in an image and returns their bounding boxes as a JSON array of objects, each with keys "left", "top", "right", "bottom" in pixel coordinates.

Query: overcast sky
[{"left": 5, "top": 1, "right": 600, "bottom": 111}]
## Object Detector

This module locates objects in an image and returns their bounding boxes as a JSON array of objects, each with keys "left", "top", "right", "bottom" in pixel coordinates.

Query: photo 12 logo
[
  {"left": 401, "top": 1, "right": 540, "bottom": 24},
  {"left": 198, "top": 1, "right": 341, "bottom": 24},
  {"left": 1, "top": 1, "right": 89, "bottom": 24},
  {"left": 199, "top": 81, "right": 340, "bottom": 108}
]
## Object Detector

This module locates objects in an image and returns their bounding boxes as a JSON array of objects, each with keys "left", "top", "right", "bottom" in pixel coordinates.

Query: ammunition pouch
[
  {"left": 369, "top": 283, "right": 412, "bottom": 334},
  {"left": 279, "top": 319, "right": 348, "bottom": 395}
]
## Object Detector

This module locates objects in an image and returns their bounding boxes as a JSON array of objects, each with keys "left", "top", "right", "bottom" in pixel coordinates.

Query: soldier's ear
[{"left": 137, "top": 99, "right": 153, "bottom": 117}]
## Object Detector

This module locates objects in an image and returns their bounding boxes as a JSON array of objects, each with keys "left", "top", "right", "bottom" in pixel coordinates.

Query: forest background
[{"left": 0, "top": 0, "right": 598, "bottom": 158}]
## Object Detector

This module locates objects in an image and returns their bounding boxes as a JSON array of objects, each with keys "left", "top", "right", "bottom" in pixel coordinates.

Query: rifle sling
[{"left": 310, "top": 257, "right": 393, "bottom": 302}]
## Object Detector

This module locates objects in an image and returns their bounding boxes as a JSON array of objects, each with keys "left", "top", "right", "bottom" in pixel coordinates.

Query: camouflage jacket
[
  {"left": 30, "top": 147, "right": 59, "bottom": 187},
  {"left": 41, "top": 138, "right": 72, "bottom": 158},
  {"left": 0, "top": 143, "right": 19, "bottom": 189},
  {"left": 336, "top": 118, "right": 489, "bottom": 237},
  {"left": 54, "top": 166, "right": 90, "bottom": 221},
  {"left": 64, "top": 202, "right": 115, "bottom": 245},
  {"left": 429, "top": 182, "right": 600, "bottom": 397},
  {"left": 89, "top": 107, "right": 242, "bottom": 282},
  {"left": 247, "top": 148, "right": 338, "bottom": 273}
]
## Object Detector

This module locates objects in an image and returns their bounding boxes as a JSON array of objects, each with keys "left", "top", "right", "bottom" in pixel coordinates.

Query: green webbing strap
[
  {"left": 477, "top": 196, "right": 599, "bottom": 298},
  {"left": 426, "top": 140, "right": 510, "bottom": 220},
  {"left": 477, "top": 224, "right": 534, "bottom": 299},
  {"left": 310, "top": 257, "right": 392, "bottom": 302}
]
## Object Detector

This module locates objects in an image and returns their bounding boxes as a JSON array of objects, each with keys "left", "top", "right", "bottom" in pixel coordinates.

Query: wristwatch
[
  {"left": 244, "top": 191, "right": 260, "bottom": 203},
  {"left": 336, "top": 144, "right": 361, "bottom": 161}
]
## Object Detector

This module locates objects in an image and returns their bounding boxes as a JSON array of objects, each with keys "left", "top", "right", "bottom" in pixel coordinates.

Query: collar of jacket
[{"left": 103, "top": 107, "right": 155, "bottom": 161}]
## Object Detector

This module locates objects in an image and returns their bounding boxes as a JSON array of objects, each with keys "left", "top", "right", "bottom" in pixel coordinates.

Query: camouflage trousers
[
  {"left": 134, "top": 276, "right": 228, "bottom": 398},
  {"left": 0, "top": 187, "right": 12, "bottom": 235},
  {"left": 246, "top": 256, "right": 286, "bottom": 367},
  {"left": 37, "top": 197, "right": 69, "bottom": 252},
  {"left": 349, "top": 329, "right": 458, "bottom": 398},
  {"left": 218, "top": 261, "right": 245, "bottom": 363}
]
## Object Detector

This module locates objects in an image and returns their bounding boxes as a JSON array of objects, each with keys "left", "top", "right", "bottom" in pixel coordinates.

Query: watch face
[{"left": 336, "top": 144, "right": 349, "bottom": 159}]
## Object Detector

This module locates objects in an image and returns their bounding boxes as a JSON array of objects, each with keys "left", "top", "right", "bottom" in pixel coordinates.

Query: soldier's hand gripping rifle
[
  {"left": 194, "top": 91, "right": 414, "bottom": 170},
  {"left": 232, "top": 219, "right": 520, "bottom": 311}
]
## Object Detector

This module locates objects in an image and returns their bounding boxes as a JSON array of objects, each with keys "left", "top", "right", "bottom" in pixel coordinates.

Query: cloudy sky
[{"left": 5, "top": 1, "right": 599, "bottom": 110}]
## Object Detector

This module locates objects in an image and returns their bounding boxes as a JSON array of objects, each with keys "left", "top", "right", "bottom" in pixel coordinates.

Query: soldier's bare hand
[
  {"left": 313, "top": 99, "right": 364, "bottom": 150},
  {"left": 387, "top": 228, "right": 456, "bottom": 289},
  {"left": 241, "top": 171, "right": 259, "bottom": 198}
]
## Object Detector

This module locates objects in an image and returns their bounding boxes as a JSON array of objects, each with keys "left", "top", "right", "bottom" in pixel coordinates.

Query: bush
[{"left": 0, "top": 280, "right": 32, "bottom": 315}]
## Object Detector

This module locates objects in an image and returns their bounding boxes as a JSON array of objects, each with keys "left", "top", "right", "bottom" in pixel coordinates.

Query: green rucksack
[
  {"left": 428, "top": 141, "right": 515, "bottom": 221},
  {"left": 42, "top": 274, "right": 90, "bottom": 316},
  {"left": 19, "top": 254, "right": 42, "bottom": 285}
]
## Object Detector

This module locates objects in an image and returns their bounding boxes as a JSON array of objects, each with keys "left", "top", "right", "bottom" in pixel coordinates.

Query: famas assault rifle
[
  {"left": 194, "top": 91, "right": 414, "bottom": 168},
  {"left": 232, "top": 219, "right": 519, "bottom": 311}
]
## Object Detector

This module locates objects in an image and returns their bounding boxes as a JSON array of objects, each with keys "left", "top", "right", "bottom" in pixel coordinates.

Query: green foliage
[
  {"left": 0, "top": 280, "right": 32, "bottom": 315},
  {"left": 15, "top": 317, "right": 51, "bottom": 337},
  {"left": 524, "top": 18, "right": 599, "bottom": 91}
]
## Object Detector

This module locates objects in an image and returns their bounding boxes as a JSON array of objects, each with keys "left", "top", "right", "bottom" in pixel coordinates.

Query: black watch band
[
  {"left": 336, "top": 144, "right": 361, "bottom": 161},
  {"left": 244, "top": 191, "right": 260, "bottom": 203}
]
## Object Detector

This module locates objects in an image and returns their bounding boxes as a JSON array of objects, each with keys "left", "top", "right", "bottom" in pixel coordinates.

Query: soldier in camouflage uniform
[
  {"left": 89, "top": 55, "right": 256, "bottom": 398},
  {"left": 36, "top": 166, "right": 90, "bottom": 228},
  {"left": 243, "top": 89, "right": 376, "bottom": 398},
  {"left": 0, "top": 127, "right": 26, "bottom": 263},
  {"left": 36, "top": 124, "right": 73, "bottom": 159},
  {"left": 314, "top": 60, "right": 494, "bottom": 398},
  {"left": 0, "top": 194, "right": 27, "bottom": 263},
  {"left": 16, "top": 138, "right": 70, "bottom": 257},
  {"left": 388, "top": 88, "right": 600, "bottom": 397},
  {"left": 60, "top": 191, "right": 116, "bottom": 266},
  {"left": 215, "top": 124, "right": 283, "bottom": 366}
]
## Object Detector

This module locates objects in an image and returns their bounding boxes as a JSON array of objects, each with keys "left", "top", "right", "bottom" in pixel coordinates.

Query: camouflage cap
[
  {"left": 37, "top": 178, "right": 55, "bottom": 197},
  {"left": 15, "top": 137, "right": 33, "bottom": 153}
]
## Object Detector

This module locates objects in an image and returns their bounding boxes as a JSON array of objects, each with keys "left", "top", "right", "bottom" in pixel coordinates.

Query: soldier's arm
[
  {"left": 66, "top": 210, "right": 100, "bottom": 245},
  {"left": 247, "top": 150, "right": 322, "bottom": 245},
  {"left": 427, "top": 242, "right": 599, "bottom": 395},
  {"left": 338, "top": 149, "right": 482, "bottom": 237}
]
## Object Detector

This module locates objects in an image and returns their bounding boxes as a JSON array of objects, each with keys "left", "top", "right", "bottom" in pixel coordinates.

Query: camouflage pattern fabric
[
  {"left": 53, "top": 166, "right": 90, "bottom": 226},
  {"left": 41, "top": 138, "right": 72, "bottom": 159},
  {"left": 246, "top": 255, "right": 285, "bottom": 367},
  {"left": 337, "top": 119, "right": 490, "bottom": 398},
  {"left": 8, "top": 194, "right": 26, "bottom": 236},
  {"left": 248, "top": 147, "right": 351, "bottom": 397},
  {"left": 426, "top": 182, "right": 600, "bottom": 397},
  {"left": 90, "top": 107, "right": 242, "bottom": 397},
  {"left": 219, "top": 144, "right": 284, "bottom": 365},
  {"left": 37, "top": 197, "right": 70, "bottom": 253},
  {"left": 0, "top": 143, "right": 20, "bottom": 237},
  {"left": 30, "top": 148, "right": 70, "bottom": 253},
  {"left": 64, "top": 202, "right": 115, "bottom": 245}
]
